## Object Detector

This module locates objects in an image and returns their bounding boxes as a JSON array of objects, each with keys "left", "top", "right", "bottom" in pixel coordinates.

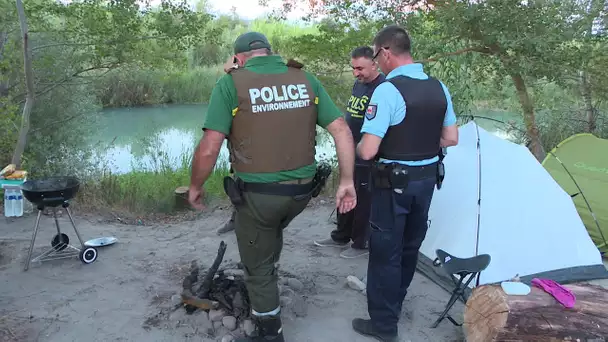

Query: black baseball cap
[{"left": 234, "top": 31, "right": 272, "bottom": 54}]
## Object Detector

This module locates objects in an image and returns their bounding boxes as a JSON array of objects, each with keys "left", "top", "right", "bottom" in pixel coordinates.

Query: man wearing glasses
[{"left": 352, "top": 25, "right": 459, "bottom": 341}]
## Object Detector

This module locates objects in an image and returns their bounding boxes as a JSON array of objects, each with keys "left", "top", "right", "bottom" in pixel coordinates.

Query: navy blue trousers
[{"left": 366, "top": 176, "right": 437, "bottom": 335}]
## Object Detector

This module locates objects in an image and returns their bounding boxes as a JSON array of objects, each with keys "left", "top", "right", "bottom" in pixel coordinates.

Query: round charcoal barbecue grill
[{"left": 21, "top": 176, "right": 98, "bottom": 271}]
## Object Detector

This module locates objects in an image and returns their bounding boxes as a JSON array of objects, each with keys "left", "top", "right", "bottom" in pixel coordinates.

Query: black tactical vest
[
  {"left": 378, "top": 75, "right": 447, "bottom": 161},
  {"left": 345, "top": 74, "right": 385, "bottom": 143}
]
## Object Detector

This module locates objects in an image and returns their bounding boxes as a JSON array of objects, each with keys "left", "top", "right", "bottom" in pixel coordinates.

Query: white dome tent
[{"left": 417, "top": 121, "right": 608, "bottom": 294}]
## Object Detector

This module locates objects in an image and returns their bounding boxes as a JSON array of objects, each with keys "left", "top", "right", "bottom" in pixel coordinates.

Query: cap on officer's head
[{"left": 234, "top": 32, "right": 272, "bottom": 54}]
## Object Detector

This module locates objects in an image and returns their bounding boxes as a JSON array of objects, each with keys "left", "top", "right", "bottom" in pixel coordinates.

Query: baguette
[{"left": 0, "top": 164, "right": 15, "bottom": 177}]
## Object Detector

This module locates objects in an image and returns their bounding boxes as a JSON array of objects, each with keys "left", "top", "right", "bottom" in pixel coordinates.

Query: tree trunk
[
  {"left": 463, "top": 283, "right": 608, "bottom": 342},
  {"left": 0, "top": 31, "right": 10, "bottom": 98},
  {"left": 11, "top": 0, "right": 35, "bottom": 169},
  {"left": 579, "top": 70, "right": 596, "bottom": 133},
  {"left": 509, "top": 72, "right": 546, "bottom": 161},
  {"left": 174, "top": 186, "right": 190, "bottom": 211}
]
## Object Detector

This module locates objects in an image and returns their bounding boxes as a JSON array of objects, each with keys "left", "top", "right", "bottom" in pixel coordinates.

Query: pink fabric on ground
[{"left": 531, "top": 278, "right": 576, "bottom": 308}]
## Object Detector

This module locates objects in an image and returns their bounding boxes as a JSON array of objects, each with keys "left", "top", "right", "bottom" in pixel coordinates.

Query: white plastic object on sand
[
  {"left": 501, "top": 281, "right": 531, "bottom": 295},
  {"left": 85, "top": 237, "right": 118, "bottom": 247}
]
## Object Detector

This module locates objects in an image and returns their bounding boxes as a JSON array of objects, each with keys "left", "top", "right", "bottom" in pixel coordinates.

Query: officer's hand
[
  {"left": 188, "top": 185, "right": 206, "bottom": 210},
  {"left": 335, "top": 182, "right": 357, "bottom": 214}
]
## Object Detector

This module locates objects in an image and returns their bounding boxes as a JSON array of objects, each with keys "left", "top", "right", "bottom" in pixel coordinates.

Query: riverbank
[
  {"left": 95, "top": 66, "right": 225, "bottom": 108},
  {"left": 75, "top": 164, "right": 231, "bottom": 223},
  {"left": 72, "top": 158, "right": 341, "bottom": 225},
  {"left": 93, "top": 65, "right": 352, "bottom": 109}
]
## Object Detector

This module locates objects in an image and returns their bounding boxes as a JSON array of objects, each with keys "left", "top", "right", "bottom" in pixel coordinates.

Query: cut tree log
[
  {"left": 464, "top": 282, "right": 608, "bottom": 342},
  {"left": 174, "top": 186, "right": 189, "bottom": 210}
]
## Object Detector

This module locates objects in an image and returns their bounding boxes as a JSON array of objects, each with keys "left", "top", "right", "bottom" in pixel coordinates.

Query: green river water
[{"left": 90, "top": 104, "right": 521, "bottom": 174}]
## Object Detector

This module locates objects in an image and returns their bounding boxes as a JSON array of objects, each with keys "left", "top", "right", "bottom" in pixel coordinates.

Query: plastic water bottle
[
  {"left": 15, "top": 190, "right": 23, "bottom": 217},
  {"left": 4, "top": 189, "right": 14, "bottom": 217},
  {"left": 8, "top": 189, "right": 16, "bottom": 217},
  {"left": 3, "top": 190, "right": 10, "bottom": 217}
]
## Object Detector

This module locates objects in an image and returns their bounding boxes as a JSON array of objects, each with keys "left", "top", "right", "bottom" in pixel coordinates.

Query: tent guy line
[{"left": 473, "top": 122, "right": 482, "bottom": 287}]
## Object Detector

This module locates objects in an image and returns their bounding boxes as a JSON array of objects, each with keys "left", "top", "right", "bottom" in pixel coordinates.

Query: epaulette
[
  {"left": 286, "top": 59, "right": 304, "bottom": 69},
  {"left": 226, "top": 66, "right": 240, "bottom": 74}
]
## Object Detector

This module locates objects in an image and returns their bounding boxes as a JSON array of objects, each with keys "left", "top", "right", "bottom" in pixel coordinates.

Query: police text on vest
[{"left": 249, "top": 84, "right": 311, "bottom": 113}]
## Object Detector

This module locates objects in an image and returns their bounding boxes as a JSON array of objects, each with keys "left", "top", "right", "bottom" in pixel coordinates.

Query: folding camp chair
[{"left": 430, "top": 249, "right": 491, "bottom": 328}]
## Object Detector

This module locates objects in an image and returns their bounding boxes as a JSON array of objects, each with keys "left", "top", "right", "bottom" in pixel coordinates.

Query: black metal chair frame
[{"left": 430, "top": 249, "right": 491, "bottom": 329}]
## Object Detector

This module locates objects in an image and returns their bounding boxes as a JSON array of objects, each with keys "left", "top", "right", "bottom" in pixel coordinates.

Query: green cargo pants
[{"left": 234, "top": 186, "right": 312, "bottom": 314}]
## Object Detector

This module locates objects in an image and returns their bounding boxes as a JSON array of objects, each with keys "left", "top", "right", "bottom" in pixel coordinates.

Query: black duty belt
[
  {"left": 223, "top": 163, "right": 331, "bottom": 206},
  {"left": 372, "top": 162, "right": 438, "bottom": 189},
  {"left": 241, "top": 177, "right": 315, "bottom": 197}
]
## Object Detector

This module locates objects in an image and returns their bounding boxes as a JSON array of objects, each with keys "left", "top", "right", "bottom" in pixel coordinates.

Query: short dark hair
[
  {"left": 350, "top": 46, "right": 374, "bottom": 59},
  {"left": 372, "top": 25, "right": 411, "bottom": 55}
]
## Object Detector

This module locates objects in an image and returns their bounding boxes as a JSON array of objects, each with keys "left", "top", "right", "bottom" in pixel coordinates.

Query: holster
[
  {"left": 436, "top": 147, "right": 447, "bottom": 190},
  {"left": 436, "top": 161, "right": 445, "bottom": 190},
  {"left": 310, "top": 161, "right": 333, "bottom": 198},
  {"left": 223, "top": 176, "right": 244, "bottom": 206}
]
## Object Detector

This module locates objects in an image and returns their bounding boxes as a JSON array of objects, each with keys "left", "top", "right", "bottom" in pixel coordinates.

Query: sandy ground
[{"left": 0, "top": 201, "right": 467, "bottom": 342}]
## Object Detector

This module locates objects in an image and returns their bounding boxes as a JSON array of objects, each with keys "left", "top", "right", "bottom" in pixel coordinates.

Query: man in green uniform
[{"left": 188, "top": 32, "right": 358, "bottom": 342}]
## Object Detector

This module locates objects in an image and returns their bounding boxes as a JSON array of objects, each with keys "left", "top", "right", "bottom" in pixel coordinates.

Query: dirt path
[{"left": 0, "top": 203, "right": 464, "bottom": 342}]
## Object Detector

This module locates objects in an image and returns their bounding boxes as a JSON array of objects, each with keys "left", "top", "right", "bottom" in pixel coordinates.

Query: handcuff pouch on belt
[
  {"left": 373, "top": 163, "right": 410, "bottom": 190},
  {"left": 389, "top": 164, "right": 410, "bottom": 190},
  {"left": 223, "top": 176, "right": 244, "bottom": 206}
]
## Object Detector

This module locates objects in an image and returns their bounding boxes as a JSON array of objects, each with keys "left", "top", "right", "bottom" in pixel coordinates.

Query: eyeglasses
[{"left": 372, "top": 47, "right": 389, "bottom": 61}]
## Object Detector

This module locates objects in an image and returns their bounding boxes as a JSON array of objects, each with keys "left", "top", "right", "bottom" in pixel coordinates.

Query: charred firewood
[
  {"left": 196, "top": 241, "right": 227, "bottom": 299},
  {"left": 182, "top": 260, "right": 220, "bottom": 313},
  {"left": 182, "top": 260, "right": 199, "bottom": 292},
  {"left": 182, "top": 260, "right": 199, "bottom": 313},
  {"left": 207, "top": 271, "right": 251, "bottom": 319}
]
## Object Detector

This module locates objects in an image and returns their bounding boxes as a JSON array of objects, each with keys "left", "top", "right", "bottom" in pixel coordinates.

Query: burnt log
[
  {"left": 197, "top": 241, "right": 227, "bottom": 299},
  {"left": 463, "top": 282, "right": 608, "bottom": 342},
  {"left": 182, "top": 260, "right": 219, "bottom": 313},
  {"left": 179, "top": 241, "right": 250, "bottom": 318}
]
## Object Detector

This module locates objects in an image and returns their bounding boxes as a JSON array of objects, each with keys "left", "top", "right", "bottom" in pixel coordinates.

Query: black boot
[
  {"left": 352, "top": 318, "right": 398, "bottom": 342},
  {"left": 235, "top": 315, "right": 285, "bottom": 342},
  {"left": 217, "top": 211, "right": 236, "bottom": 235}
]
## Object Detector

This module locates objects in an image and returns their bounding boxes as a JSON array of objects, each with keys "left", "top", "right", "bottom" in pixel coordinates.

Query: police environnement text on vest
[{"left": 248, "top": 83, "right": 312, "bottom": 113}]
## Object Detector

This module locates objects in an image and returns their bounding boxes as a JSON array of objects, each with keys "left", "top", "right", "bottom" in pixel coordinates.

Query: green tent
[{"left": 542, "top": 133, "right": 608, "bottom": 256}]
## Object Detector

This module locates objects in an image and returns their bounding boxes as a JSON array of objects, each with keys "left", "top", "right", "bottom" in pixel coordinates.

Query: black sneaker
[{"left": 352, "top": 318, "right": 398, "bottom": 342}]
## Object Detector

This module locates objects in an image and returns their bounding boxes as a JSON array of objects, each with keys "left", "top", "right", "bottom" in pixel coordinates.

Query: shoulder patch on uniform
[{"left": 365, "top": 104, "right": 377, "bottom": 120}]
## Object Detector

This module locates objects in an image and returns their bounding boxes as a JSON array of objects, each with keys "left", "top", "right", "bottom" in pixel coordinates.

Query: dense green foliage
[{"left": 1, "top": 0, "right": 607, "bottom": 216}]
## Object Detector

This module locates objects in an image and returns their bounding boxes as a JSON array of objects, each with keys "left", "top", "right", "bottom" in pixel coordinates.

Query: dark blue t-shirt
[{"left": 345, "top": 73, "right": 386, "bottom": 144}]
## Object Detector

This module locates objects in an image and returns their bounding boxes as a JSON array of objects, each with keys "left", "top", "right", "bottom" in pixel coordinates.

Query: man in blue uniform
[
  {"left": 352, "top": 25, "right": 459, "bottom": 341},
  {"left": 314, "top": 46, "right": 385, "bottom": 259}
]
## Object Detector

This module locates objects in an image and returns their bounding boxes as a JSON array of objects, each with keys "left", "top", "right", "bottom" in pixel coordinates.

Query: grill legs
[
  {"left": 65, "top": 206, "right": 85, "bottom": 248},
  {"left": 24, "top": 210, "right": 43, "bottom": 271},
  {"left": 23, "top": 203, "right": 98, "bottom": 271}
]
